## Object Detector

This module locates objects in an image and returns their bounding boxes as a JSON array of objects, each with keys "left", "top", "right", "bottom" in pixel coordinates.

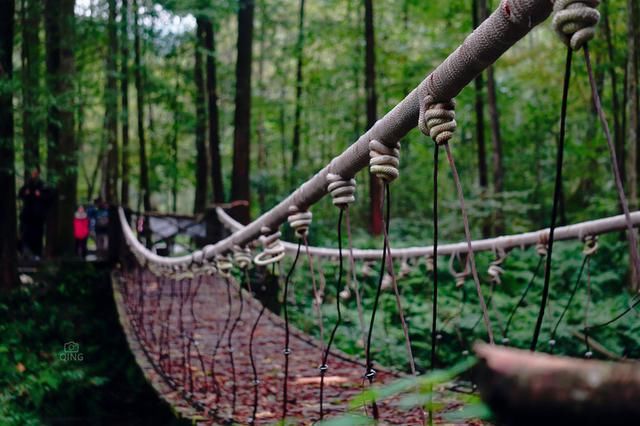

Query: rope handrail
[
  {"left": 216, "top": 207, "right": 640, "bottom": 260},
  {"left": 120, "top": 0, "right": 556, "bottom": 266}
]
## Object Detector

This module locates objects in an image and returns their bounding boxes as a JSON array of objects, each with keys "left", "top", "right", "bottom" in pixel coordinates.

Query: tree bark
[
  {"left": 133, "top": 0, "right": 150, "bottom": 212},
  {"left": 473, "top": 0, "right": 490, "bottom": 238},
  {"left": 203, "top": 18, "right": 224, "bottom": 204},
  {"left": 230, "top": 0, "right": 254, "bottom": 224},
  {"left": 194, "top": 19, "right": 208, "bottom": 214},
  {"left": 365, "top": 0, "right": 382, "bottom": 236},
  {"left": 20, "top": 0, "right": 41, "bottom": 178},
  {"left": 479, "top": 0, "right": 504, "bottom": 235},
  {"left": 44, "top": 0, "right": 76, "bottom": 257},
  {"left": 0, "top": 0, "right": 17, "bottom": 290},
  {"left": 602, "top": 0, "right": 625, "bottom": 185},
  {"left": 120, "top": 0, "right": 130, "bottom": 206},
  {"left": 475, "top": 344, "right": 640, "bottom": 426},
  {"left": 291, "top": 0, "right": 305, "bottom": 174},
  {"left": 626, "top": 0, "right": 639, "bottom": 289},
  {"left": 103, "top": 0, "right": 119, "bottom": 204}
]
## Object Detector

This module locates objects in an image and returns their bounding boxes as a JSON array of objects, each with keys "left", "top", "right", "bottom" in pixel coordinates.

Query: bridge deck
[{"left": 113, "top": 269, "right": 480, "bottom": 425}]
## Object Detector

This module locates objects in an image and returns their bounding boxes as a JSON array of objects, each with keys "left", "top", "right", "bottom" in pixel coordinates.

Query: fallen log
[{"left": 474, "top": 343, "right": 640, "bottom": 426}]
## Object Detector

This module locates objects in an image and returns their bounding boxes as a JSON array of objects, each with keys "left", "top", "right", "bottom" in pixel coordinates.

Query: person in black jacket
[{"left": 18, "top": 167, "right": 51, "bottom": 259}]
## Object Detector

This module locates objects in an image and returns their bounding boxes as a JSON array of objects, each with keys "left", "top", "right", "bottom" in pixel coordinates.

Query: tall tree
[
  {"left": 20, "top": 0, "right": 41, "bottom": 178},
  {"left": 291, "top": 0, "right": 305, "bottom": 173},
  {"left": 194, "top": 19, "right": 208, "bottom": 214},
  {"left": 472, "top": 0, "right": 490, "bottom": 238},
  {"left": 230, "top": 0, "right": 254, "bottom": 224},
  {"left": 479, "top": 0, "right": 504, "bottom": 234},
  {"left": 602, "top": 0, "right": 625, "bottom": 184},
  {"left": 364, "top": 0, "right": 382, "bottom": 235},
  {"left": 103, "top": 0, "right": 119, "bottom": 204},
  {"left": 133, "top": 0, "right": 151, "bottom": 212},
  {"left": 44, "top": 0, "right": 76, "bottom": 257},
  {"left": 627, "top": 0, "right": 639, "bottom": 211},
  {"left": 203, "top": 17, "right": 224, "bottom": 204},
  {"left": 121, "top": 0, "right": 130, "bottom": 206},
  {"left": 0, "top": 0, "right": 17, "bottom": 290}
]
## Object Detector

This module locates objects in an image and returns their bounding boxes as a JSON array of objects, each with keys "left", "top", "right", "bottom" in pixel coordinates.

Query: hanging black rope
[
  {"left": 224, "top": 275, "right": 242, "bottom": 418},
  {"left": 247, "top": 264, "right": 271, "bottom": 426},
  {"left": 431, "top": 146, "right": 439, "bottom": 370},
  {"left": 503, "top": 255, "right": 544, "bottom": 344},
  {"left": 282, "top": 241, "right": 302, "bottom": 421},
  {"left": 319, "top": 208, "right": 345, "bottom": 420},
  {"left": 530, "top": 47, "right": 573, "bottom": 352},
  {"left": 549, "top": 255, "right": 589, "bottom": 354},
  {"left": 210, "top": 275, "right": 233, "bottom": 405},
  {"left": 363, "top": 182, "right": 391, "bottom": 421},
  {"left": 584, "top": 294, "right": 640, "bottom": 332}
]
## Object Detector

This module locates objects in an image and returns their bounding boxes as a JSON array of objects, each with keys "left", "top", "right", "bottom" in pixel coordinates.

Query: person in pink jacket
[{"left": 73, "top": 205, "right": 90, "bottom": 259}]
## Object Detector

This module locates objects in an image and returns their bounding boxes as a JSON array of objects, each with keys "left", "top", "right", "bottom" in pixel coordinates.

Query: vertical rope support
[
  {"left": 281, "top": 205, "right": 310, "bottom": 421},
  {"left": 584, "top": 45, "right": 640, "bottom": 285},
  {"left": 345, "top": 206, "right": 368, "bottom": 347},
  {"left": 320, "top": 173, "right": 356, "bottom": 421},
  {"left": 531, "top": 47, "right": 573, "bottom": 351},
  {"left": 419, "top": 94, "right": 494, "bottom": 344}
]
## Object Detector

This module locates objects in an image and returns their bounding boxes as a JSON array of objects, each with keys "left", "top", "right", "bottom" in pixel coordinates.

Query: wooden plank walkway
[{"left": 112, "top": 269, "right": 481, "bottom": 425}]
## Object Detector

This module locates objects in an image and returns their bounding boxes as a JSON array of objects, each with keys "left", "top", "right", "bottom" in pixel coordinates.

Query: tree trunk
[
  {"left": 133, "top": 0, "right": 150, "bottom": 212},
  {"left": 475, "top": 344, "right": 640, "bottom": 426},
  {"left": 21, "top": 0, "right": 41, "bottom": 178},
  {"left": 230, "top": 0, "right": 254, "bottom": 224},
  {"left": 291, "top": 0, "right": 305, "bottom": 175},
  {"left": 473, "top": 0, "right": 490, "bottom": 238},
  {"left": 602, "top": 0, "right": 625, "bottom": 185},
  {"left": 0, "top": 0, "right": 17, "bottom": 291},
  {"left": 626, "top": 0, "right": 639, "bottom": 289},
  {"left": 170, "top": 61, "right": 180, "bottom": 213},
  {"left": 120, "top": 0, "right": 130, "bottom": 206},
  {"left": 103, "top": 0, "right": 119, "bottom": 205},
  {"left": 479, "top": 0, "right": 504, "bottom": 235},
  {"left": 203, "top": 18, "right": 224, "bottom": 204},
  {"left": 365, "top": 0, "right": 382, "bottom": 236},
  {"left": 44, "top": 0, "right": 76, "bottom": 257},
  {"left": 194, "top": 19, "right": 208, "bottom": 214}
]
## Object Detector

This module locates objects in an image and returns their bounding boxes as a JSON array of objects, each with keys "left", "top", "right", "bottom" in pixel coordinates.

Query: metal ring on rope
[{"left": 254, "top": 226, "right": 286, "bottom": 266}]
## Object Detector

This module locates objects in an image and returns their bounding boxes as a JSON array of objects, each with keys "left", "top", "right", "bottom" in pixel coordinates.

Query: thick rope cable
[{"left": 530, "top": 47, "right": 573, "bottom": 352}]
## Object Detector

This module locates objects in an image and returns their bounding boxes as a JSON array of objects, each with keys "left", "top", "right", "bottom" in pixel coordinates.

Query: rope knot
[
  {"left": 369, "top": 139, "right": 400, "bottom": 182},
  {"left": 326, "top": 173, "right": 356, "bottom": 208},
  {"left": 536, "top": 233, "right": 549, "bottom": 257},
  {"left": 449, "top": 253, "right": 469, "bottom": 288},
  {"left": 425, "top": 255, "right": 435, "bottom": 272},
  {"left": 419, "top": 96, "right": 457, "bottom": 145},
  {"left": 488, "top": 248, "right": 507, "bottom": 284},
  {"left": 582, "top": 235, "right": 598, "bottom": 256},
  {"left": 233, "top": 245, "right": 252, "bottom": 269},
  {"left": 288, "top": 206, "right": 312, "bottom": 238},
  {"left": 552, "top": 0, "right": 600, "bottom": 50},
  {"left": 215, "top": 254, "right": 233, "bottom": 278},
  {"left": 254, "top": 226, "right": 285, "bottom": 266}
]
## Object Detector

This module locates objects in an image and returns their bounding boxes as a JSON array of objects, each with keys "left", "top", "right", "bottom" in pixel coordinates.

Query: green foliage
[{"left": 0, "top": 264, "right": 185, "bottom": 425}]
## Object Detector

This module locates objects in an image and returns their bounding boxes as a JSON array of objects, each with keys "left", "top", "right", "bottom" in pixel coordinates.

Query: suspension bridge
[{"left": 110, "top": 1, "right": 640, "bottom": 424}]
